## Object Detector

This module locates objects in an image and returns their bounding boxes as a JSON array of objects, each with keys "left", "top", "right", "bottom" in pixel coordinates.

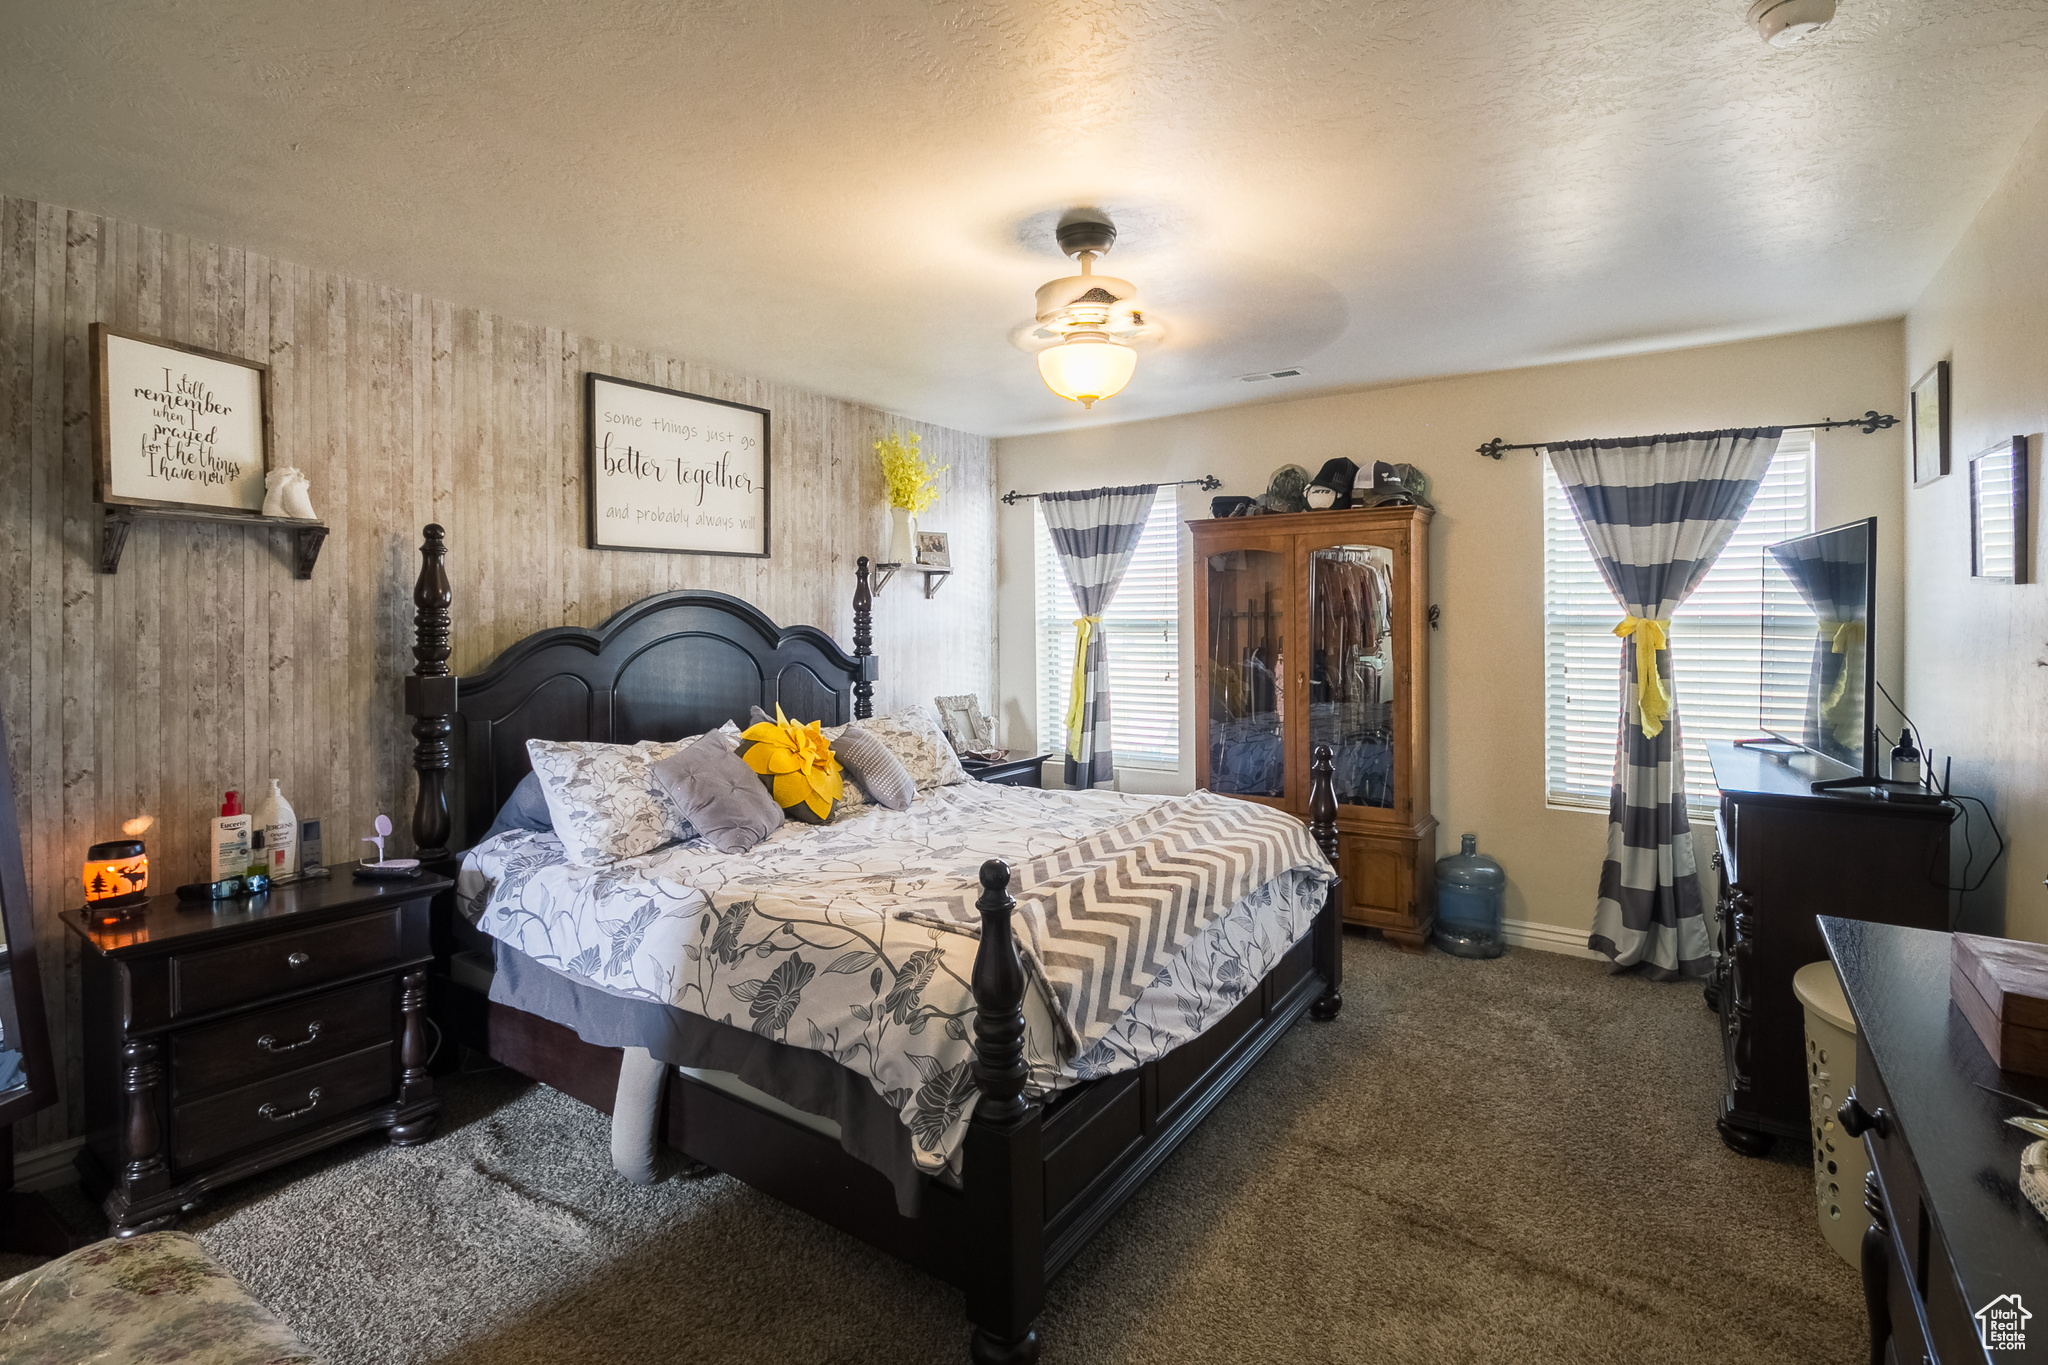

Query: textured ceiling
[{"left": 3, "top": 0, "right": 2046, "bottom": 436}]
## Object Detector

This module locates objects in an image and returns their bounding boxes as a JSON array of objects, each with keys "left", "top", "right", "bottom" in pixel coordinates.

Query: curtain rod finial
[{"left": 1477, "top": 438, "right": 1509, "bottom": 460}]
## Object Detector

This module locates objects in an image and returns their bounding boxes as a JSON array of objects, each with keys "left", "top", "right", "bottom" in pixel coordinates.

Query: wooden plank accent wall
[{"left": 0, "top": 196, "right": 995, "bottom": 1152}]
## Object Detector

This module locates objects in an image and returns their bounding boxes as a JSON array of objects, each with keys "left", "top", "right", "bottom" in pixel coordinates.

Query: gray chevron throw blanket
[{"left": 898, "top": 792, "right": 1334, "bottom": 1056}]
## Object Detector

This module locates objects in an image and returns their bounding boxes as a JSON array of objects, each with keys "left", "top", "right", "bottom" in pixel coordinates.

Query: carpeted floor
[{"left": 3, "top": 937, "right": 1863, "bottom": 1364}]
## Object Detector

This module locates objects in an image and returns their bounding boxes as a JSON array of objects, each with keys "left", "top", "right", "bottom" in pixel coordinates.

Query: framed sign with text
[
  {"left": 93, "top": 323, "right": 271, "bottom": 514},
  {"left": 586, "top": 373, "right": 770, "bottom": 557}
]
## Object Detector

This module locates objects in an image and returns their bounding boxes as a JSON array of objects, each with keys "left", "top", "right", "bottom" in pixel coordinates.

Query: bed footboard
[{"left": 954, "top": 745, "right": 1342, "bottom": 1363}]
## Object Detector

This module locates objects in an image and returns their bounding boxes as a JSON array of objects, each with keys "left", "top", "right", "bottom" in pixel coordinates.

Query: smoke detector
[{"left": 1747, "top": 0, "right": 1836, "bottom": 46}]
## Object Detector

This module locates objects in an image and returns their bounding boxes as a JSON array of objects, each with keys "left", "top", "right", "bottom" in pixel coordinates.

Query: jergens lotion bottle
[{"left": 255, "top": 779, "right": 298, "bottom": 876}]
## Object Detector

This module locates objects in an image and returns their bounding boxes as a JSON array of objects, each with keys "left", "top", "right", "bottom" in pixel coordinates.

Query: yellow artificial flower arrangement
[
  {"left": 739, "top": 704, "right": 845, "bottom": 821},
  {"left": 876, "top": 431, "right": 948, "bottom": 514}
]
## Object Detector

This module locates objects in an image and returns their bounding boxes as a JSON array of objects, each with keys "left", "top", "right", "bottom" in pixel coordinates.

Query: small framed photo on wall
[
  {"left": 93, "top": 323, "right": 271, "bottom": 514},
  {"left": 1969, "top": 435, "right": 2029, "bottom": 583},
  {"left": 1910, "top": 360, "right": 1949, "bottom": 486},
  {"left": 585, "top": 373, "right": 770, "bottom": 557}
]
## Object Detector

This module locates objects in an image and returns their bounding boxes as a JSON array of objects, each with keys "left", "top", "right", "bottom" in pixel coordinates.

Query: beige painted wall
[
  {"left": 1903, "top": 109, "right": 2048, "bottom": 943},
  {"left": 997, "top": 320, "right": 1905, "bottom": 937},
  {"left": 0, "top": 196, "right": 993, "bottom": 1150}
]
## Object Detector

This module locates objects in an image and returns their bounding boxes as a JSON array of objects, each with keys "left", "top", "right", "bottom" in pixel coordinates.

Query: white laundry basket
[{"left": 1794, "top": 959, "right": 1872, "bottom": 1267}]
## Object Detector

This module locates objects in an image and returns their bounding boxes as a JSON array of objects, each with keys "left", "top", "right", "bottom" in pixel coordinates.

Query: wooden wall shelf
[
  {"left": 869, "top": 560, "right": 951, "bottom": 599},
  {"left": 98, "top": 505, "right": 329, "bottom": 579}
]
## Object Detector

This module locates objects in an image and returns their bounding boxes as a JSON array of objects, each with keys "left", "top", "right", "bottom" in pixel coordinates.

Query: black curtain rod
[
  {"left": 1475, "top": 411, "right": 1898, "bottom": 460},
  {"left": 1001, "top": 475, "right": 1221, "bottom": 506}
]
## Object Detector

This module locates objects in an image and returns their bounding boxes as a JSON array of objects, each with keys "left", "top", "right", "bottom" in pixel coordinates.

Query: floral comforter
[{"left": 459, "top": 781, "right": 1332, "bottom": 1176}]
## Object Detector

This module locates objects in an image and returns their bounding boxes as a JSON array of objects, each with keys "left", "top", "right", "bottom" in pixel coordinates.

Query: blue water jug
[{"left": 1433, "top": 833, "right": 1505, "bottom": 959}]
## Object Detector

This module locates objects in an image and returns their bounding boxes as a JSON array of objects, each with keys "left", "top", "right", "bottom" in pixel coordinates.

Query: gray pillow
[
  {"left": 835, "top": 724, "right": 916, "bottom": 810},
  {"left": 481, "top": 771, "right": 555, "bottom": 843},
  {"left": 649, "top": 731, "right": 785, "bottom": 854}
]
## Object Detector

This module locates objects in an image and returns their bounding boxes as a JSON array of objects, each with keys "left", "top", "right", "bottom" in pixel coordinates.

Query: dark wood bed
[{"left": 403, "top": 524, "right": 1345, "bottom": 1364}]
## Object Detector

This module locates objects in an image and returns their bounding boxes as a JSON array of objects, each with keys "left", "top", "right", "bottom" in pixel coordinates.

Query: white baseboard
[
  {"left": 12, "top": 1136, "right": 85, "bottom": 1192},
  {"left": 1503, "top": 917, "right": 1606, "bottom": 960}
]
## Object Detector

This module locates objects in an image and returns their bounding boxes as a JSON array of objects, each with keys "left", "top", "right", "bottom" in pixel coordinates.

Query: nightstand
[
  {"left": 62, "top": 865, "right": 448, "bottom": 1236},
  {"left": 962, "top": 754, "right": 1049, "bottom": 788}
]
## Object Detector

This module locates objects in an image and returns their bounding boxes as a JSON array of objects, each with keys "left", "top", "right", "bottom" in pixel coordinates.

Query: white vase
[{"left": 887, "top": 506, "right": 916, "bottom": 564}]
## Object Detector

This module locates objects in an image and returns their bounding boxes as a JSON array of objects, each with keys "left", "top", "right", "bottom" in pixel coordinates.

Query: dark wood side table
[
  {"left": 962, "top": 754, "right": 1049, "bottom": 788},
  {"left": 1823, "top": 916, "right": 2048, "bottom": 1365},
  {"left": 62, "top": 864, "right": 448, "bottom": 1236}
]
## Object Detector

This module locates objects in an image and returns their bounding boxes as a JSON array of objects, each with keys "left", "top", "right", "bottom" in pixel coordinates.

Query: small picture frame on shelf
[
  {"left": 1969, "top": 435, "right": 2029, "bottom": 583},
  {"left": 93, "top": 323, "right": 271, "bottom": 515},
  {"left": 1910, "top": 360, "right": 1949, "bottom": 486},
  {"left": 914, "top": 530, "right": 951, "bottom": 570}
]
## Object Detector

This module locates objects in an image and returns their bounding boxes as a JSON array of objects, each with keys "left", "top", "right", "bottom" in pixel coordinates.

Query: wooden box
[{"left": 1951, "top": 932, "right": 2048, "bottom": 1078}]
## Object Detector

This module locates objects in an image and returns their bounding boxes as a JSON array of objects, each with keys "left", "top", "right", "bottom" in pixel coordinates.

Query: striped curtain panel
[
  {"left": 1546, "top": 430, "right": 1782, "bottom": 980},
  {"left": 1040, "top": 483, "right": 1160, "bottom": 788}
]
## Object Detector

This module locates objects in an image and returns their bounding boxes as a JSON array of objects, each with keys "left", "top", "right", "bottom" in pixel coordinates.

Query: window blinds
[
  {"left": 1542, "top": 430, "right": 1815, "bottom": 810},
  {"left": 1035, "top": 496, "right": 1181, "bottom": 770}
]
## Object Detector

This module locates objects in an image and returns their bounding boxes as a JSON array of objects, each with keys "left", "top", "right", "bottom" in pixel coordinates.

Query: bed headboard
[{"left": 404, "top": 524, "right": 877, "bottom": 860}]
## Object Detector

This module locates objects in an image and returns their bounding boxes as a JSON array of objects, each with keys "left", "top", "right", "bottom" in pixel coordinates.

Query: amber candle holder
[{"left": 83, "top": 838, "right": 150, "bottom": 925}]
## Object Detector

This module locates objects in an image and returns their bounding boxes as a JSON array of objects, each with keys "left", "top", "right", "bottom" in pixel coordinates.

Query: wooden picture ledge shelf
[
  {"left": 98, "top": 504, "right": 329, "bottom": 579},
  {"left": 869, "top": 561, "right": 951, "bottom": 599}
]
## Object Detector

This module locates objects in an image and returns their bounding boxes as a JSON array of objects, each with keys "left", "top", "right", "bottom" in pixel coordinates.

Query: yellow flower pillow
[{"left": 739, "top": 705, "right": 845, "bottom": 823}]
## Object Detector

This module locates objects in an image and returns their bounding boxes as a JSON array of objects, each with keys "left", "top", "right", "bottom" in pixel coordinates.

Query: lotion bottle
[
  {"left": 255, "top": 779, "right": 298, "bottom": 876},
  {"left": 1890, "top": 729, "right": 1923, "bottom": 786},
  {"left": 210, "top": 791, "right": 253, "bottom": 882}
]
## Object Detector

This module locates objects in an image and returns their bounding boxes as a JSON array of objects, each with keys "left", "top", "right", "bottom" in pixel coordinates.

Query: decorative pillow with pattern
[
  {"left": 833, "top": 724, "right": 917, "bottom": 810},
  {"left": 524, "top": 723, "right": 736, "bottom": 865},
  {"left": 846, "top": 706, "right": 972, "bottom": 792}
]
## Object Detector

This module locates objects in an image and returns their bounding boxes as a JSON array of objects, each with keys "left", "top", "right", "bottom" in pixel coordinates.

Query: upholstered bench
[{"left": 0, "top": 1230, "right": 319, "bottom": 1364}]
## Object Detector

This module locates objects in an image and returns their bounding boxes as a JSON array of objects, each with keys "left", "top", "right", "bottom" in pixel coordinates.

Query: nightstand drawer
[
  {"left": 171, "top": 1043, "right": 395, "bottom": 1169},
  {"left": 171, "top": 977, "right": 397, "bottom": 1099},
  {"left": 171, "top": 909, "right": 402, "bottom": 1017},
  {"left": 965, "top": 755, "right": 1047, "bottom": 787}
]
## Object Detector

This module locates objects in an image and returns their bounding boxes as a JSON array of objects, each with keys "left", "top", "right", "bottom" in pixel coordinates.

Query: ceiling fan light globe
[{"left": 1037, "top": 333, "right": 1137, "bottom": 408}]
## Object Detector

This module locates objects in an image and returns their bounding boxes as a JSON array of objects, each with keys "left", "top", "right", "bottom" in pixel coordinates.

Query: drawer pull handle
[
  {"left": 256, "top": 1021, "right": 324, "bottom": 1053},
  {"left": 258, "top": 1087, "right": 324, "bottom": 1122},
  {"left": 286, "top": 951, "right": 310, "bottom": 968},
  {"left": 1838, "top": 1091, "right": 1890, "bottom": 1139}
]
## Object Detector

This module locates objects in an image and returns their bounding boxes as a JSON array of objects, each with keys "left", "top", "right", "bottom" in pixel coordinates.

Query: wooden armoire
[{"left": 1191, "top": 505, "right": 1436, "bottom": 948}]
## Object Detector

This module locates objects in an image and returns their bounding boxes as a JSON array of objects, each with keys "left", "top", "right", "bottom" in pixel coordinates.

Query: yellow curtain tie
[
  {"left": 1613, "top": 616, "right": 1673, "bottom": 738},
  {"left": 1065, "top": 614, "right": 1102, "bottom": 760}
]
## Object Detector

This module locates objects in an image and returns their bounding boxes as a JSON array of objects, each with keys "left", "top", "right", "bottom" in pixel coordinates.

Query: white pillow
[
  {"left": 830, "top": 707, "right": 969, "bottom": 803},
  {"left": 525, "top": 723, "right": 737, "bottom": 865}
]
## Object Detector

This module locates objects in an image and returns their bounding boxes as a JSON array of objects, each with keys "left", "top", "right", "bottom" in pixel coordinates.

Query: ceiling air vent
[{"left": 1239, "top": 368, "right": 1305, "bottom": 383}]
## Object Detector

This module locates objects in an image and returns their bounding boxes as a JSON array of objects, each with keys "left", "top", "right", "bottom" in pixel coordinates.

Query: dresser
[
  {"left": 63, "top": 866, "right": 447, "bottom": 1235},
  {"left": 1190, "top": 506, "right": 1435, "bottom": 947},
  {"left": 1823, "top": 917, "right": 2048, "bottom": 1365},
  {"left": 1708, "top": 742, "right": 1953, "bottom": 1156}
]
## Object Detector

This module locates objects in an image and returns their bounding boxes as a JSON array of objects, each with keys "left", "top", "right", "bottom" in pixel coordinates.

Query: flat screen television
[{"left": 1758, "top": 517, "right": 1876, "bottom": 781}]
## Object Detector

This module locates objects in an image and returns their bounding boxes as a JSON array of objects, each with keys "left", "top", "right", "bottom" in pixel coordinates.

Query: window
[
  {"left": 1034, "top": 497, "right": 1181, "bottom": 769},
  {"left": 1543, "top": 431, "right": 1814, "bottom": 809}
]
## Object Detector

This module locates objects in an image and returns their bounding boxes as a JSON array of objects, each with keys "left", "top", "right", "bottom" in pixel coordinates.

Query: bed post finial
[
  {"left": 970, "top": 859, "right": 1029, "bottom": 1124},
  {"left": 1308, "top": 743, "right": 1345, "bottom": 1022},
  {"left": 406, "top": 524, "right": 457, "bottom": 863},
  {"left": 852, "top": 556, "right": 876, "bottom": 720}
]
